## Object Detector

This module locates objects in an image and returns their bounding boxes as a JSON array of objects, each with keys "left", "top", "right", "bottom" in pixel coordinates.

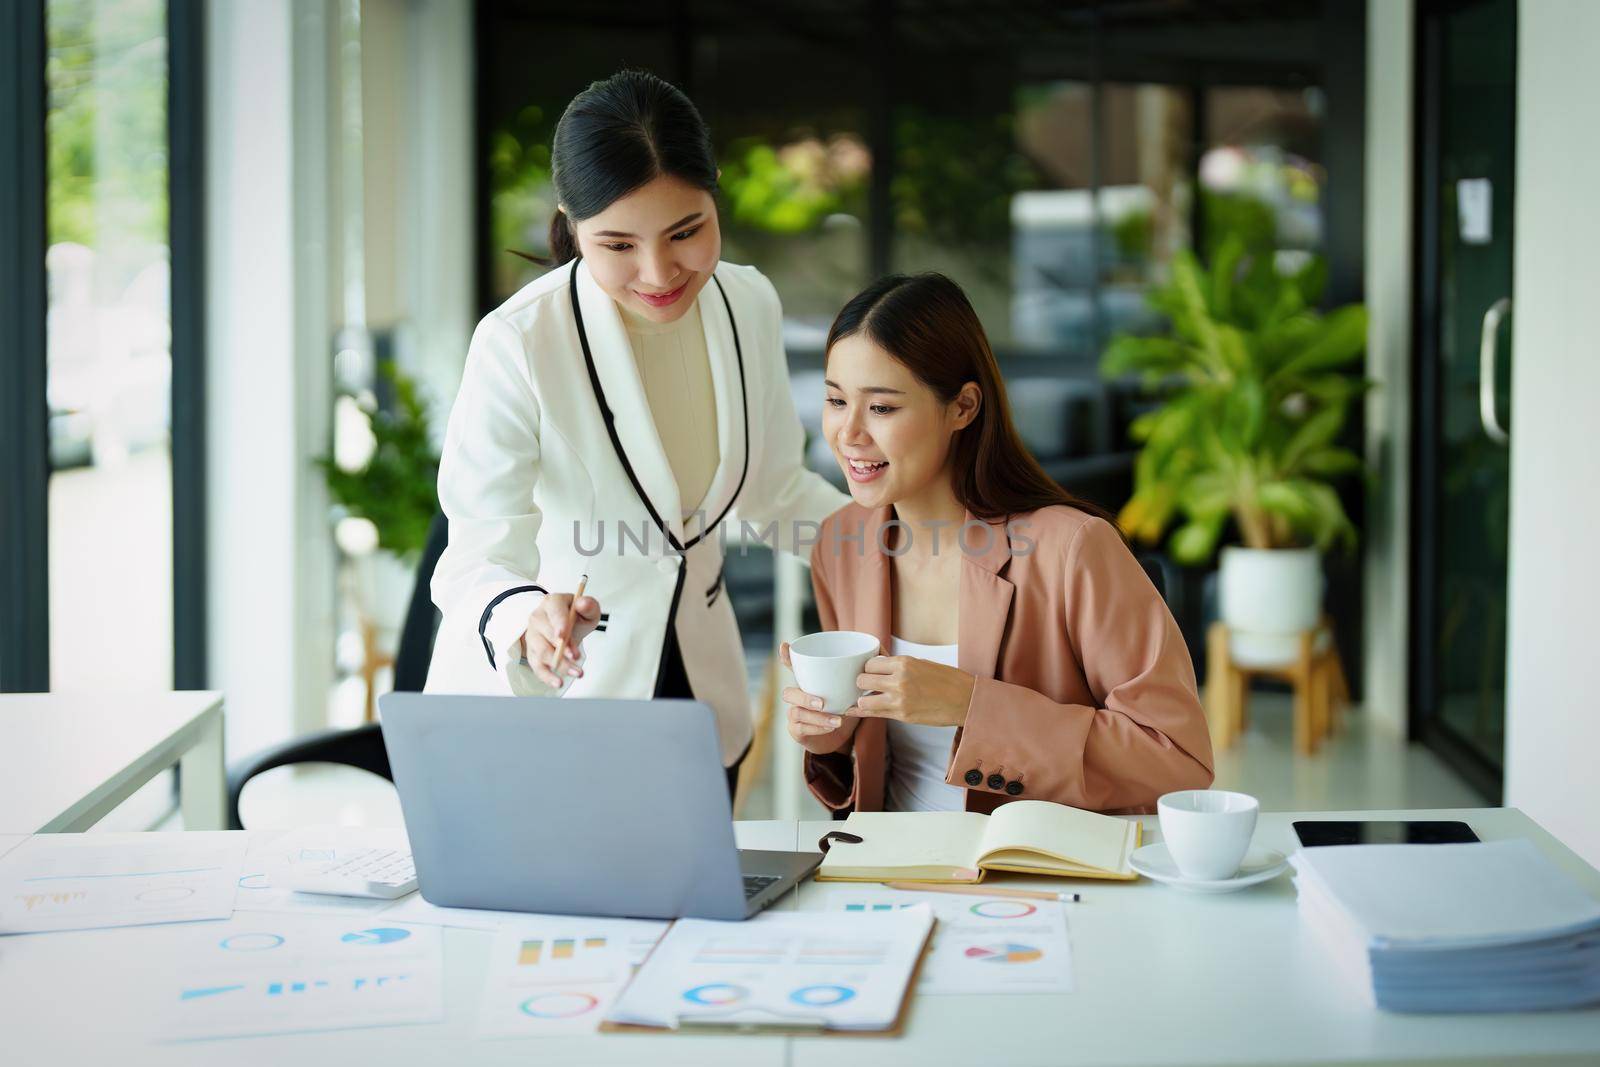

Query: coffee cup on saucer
[
  {"left": 1157, "top": 789, "right": 1260, "bottom": 882},
  {"left": 787, "top": 630, "right": 879, "bottom": 713}
]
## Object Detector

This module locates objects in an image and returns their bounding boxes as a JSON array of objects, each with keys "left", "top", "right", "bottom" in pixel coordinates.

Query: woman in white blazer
[{"left": 424, "top": 70, "right": 847, "bottom": 793}]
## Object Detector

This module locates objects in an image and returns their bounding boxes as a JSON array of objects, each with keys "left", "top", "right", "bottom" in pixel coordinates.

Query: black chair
[
  {"left": 1138, "top": 553, "right": 1171, "bottom": 605},
  {"left": 225, "top": 512, "right": 448, "bottom": 829}
]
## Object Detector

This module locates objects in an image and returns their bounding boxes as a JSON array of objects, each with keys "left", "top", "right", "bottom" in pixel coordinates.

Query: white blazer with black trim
[{"left": 423, "top": 257, "right": 848, "bottom": 764}]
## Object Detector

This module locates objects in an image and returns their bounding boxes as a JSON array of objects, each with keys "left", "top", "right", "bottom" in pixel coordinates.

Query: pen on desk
[
  {"left": 884, "top": 881, "right": 1080, "bottom": 903},
  {"left": 548, "top": 574, "right": 589, "bottom": 676}
]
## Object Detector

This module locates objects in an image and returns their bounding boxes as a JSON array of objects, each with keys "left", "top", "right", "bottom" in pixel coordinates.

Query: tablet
[{"left": 1292, "top": 820, "right": 1481, "bottom": 848}]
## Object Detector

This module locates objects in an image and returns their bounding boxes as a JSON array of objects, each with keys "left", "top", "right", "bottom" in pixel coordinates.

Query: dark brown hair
[
  {"left": 515, "top": 70, "right": 718, "bottom": 267},
  {"left": 825, "top": 273, "right": 1117, "bottom": 526}
]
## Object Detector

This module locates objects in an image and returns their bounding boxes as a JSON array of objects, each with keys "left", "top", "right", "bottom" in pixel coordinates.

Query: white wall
[
  {"left": 206, "top": 0, "right": 339, "bottom": 759},
  {"left": 1361, "top": 0, "right": 1415, "bottom": 739},
  {"left": 1503, "top": 0, "right": 1600, "bottom": 868}
]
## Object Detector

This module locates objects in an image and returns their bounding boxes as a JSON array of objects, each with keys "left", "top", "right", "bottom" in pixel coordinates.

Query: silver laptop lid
[{"left": 377, "top": 692, "right": 746, "bottom": 920}]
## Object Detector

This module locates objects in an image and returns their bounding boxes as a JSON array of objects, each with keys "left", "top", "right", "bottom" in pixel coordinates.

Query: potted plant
[
  {"left": 316, "top": 362, "right": 441, "bottom": 634},
  {"left": 1101, "top": 236, "right": 1369, "bottom": 664}
]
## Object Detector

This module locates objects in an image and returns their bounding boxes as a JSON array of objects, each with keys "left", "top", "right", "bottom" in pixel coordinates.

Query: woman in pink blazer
[{"left": 782, "top": 273, "right": 1213, "bottom": 816}]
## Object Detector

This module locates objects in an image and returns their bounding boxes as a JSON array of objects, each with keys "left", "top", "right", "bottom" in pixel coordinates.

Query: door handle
[{"left": 1478, "top": 297, "right": 1511, "bottom": 446}]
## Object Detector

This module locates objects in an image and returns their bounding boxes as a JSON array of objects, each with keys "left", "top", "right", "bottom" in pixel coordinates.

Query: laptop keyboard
[{"left": 743, "top": 874, "right": 781, "bottom": 900}]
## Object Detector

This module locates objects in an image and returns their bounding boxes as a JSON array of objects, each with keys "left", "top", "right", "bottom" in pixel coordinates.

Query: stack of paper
[{"left": 1291, "top": 839, "right": 1600, "bottom": 1013}]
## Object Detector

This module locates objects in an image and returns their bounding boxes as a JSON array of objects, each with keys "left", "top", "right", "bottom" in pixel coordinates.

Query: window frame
[{"left": 0, "top": 0, "right": 208, "bottom": 694}]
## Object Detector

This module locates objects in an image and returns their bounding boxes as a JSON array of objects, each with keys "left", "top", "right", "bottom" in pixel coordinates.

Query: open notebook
[{"left": 817, "top": 801, "right": 1141, "bottom": 883}]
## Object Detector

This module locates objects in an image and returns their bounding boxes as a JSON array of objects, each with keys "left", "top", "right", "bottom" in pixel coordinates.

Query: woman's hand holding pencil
[{"left": 519, "top": 575, "right": 600, "bottom": 689}]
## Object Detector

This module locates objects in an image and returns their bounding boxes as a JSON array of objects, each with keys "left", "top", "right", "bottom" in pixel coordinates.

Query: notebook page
[
  {"left": 819, "top": 812, "right": 989, "bottom": 878},
  {"left": 977, "top": 801, "right": 1136, "bottom": 874},
  {"left": 1291, "top": 840, "right": 1600, "bottom": 948}
]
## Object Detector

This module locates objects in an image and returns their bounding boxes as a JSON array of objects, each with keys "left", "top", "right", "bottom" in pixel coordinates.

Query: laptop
[{"left": 377, "top": 693, "right": 822, "bottom": 920}]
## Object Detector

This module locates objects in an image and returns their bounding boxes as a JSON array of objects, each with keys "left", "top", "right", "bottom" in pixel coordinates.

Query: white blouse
[
  {"left": 620, "top": 300, "right": 719, "bottom": 519},
  {"left": 885, "top": 636, "right": 968, "bottom": 812}
]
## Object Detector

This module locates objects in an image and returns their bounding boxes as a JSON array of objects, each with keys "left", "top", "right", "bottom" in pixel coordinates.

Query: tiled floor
[
  {"left": 1208, "top": 692, "right": 1488, "bottom": 812},
  {"left": 132, "top": 689, "right": 1489, "bottom": 833}
]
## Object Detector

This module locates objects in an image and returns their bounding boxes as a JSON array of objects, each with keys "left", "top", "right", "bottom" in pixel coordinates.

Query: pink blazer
[{"left": 802, "top": 503, "right": 1214, "bottom": 815}]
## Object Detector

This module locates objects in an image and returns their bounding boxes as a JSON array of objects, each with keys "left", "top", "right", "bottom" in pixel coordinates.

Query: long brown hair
[{"left": 825, "top": 273, "right": 1116, "bottom": 525}]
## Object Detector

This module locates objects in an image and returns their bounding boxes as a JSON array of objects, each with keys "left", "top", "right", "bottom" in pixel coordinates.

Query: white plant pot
[
  {"left": 354, "top": 549, "right": 417, "bottom": 640},
  {"left": 1219, "top": 546, "right": 1323, "bottom": 669}
]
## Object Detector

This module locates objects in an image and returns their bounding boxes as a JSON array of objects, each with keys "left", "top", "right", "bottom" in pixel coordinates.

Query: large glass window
[
  {"left": 1097, "top": 83, "right": 1194, "bottom": 339},
  {"left": 481, "top": 9, "right": 873, "bottom": 340},
  {"left": 1202, "top": 86, "right": 1325, "bottom": 267},
  {"left": 45, "top": 0, "right": 173, "bottom": 693}
]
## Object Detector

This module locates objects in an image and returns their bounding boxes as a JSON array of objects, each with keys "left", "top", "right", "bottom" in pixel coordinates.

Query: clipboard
[{"left": 598, "top": 915, "right": 937, "bottom": 1038}]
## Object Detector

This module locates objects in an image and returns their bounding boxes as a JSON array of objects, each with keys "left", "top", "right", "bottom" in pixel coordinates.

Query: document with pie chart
[
  {"left": 160, "top": 914, "right": 443, "bottom": 1039},
  {"left": 605, "top": 906, "right": 935, "bottom": 1033},
  {"left": 815, "top": 885, "right": 1075, "bottom": 995},
  {"left": 0, "top": 832, "right": 245, "bottom": 934}
]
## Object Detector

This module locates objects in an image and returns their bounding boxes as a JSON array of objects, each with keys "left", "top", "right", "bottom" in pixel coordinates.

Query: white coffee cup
[
  {"left": 1157, "top": 789, "right": 1259, "bottom": 881},
  {"left": 787, "top": 630, "right": 880, "bottom": 713}
]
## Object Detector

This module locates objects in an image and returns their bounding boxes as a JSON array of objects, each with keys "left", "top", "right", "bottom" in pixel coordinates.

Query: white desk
[
  {"left": 0, "top": 691, "right": 226, "bottom": 832},
  {"left": 3, "top": 810, "right": 1598, "bottom": 1066},
  {"left": 793, "top": 808, "right": 1600, "bottom": 1067}
]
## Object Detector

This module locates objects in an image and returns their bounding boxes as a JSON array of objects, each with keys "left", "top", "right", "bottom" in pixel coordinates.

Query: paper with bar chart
[
  {"left": 475, "top": 915, "right": 667, "bottom": 1037},
  {"left": 161, "top": 914, "right": 443, "bottom": 1039},
  {"left": 606, "top": 906, "right": 934, "bottom": 1033},
  {"left": 813, "top": 885, "right": 1075, "bottom": 995},
  {"left": 0, "top": 832, "right": 245, "bottom": 934}
]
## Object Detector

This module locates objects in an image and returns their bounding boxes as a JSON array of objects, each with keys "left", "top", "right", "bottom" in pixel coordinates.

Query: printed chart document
[
  {"left": 813, "top": 884, "right": 1074, "bottom": 995},
  {"left": 0, "top": 832, "right": 245, "bottom": 934},
  {"left": 606, "top": 905, "right": 934, "bottom": 1034},
  {"left": 818, "top": 802, "right": 1139, "bottom": 883},
  {"left": 476, "top": 915, "right": 668, "bottom": 1038},
  {"left": 160, "top": 914, "right": 443, "bottom": 1039},
  {"left": 233, "top": 827, "right": 410, "bottom": 917}
]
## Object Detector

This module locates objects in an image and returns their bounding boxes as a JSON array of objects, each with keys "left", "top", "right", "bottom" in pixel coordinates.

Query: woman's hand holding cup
[
  {"left": 780, "top": 641, "right": 860, "bottom": 753},
  {"left": 520, "top": 592, "right": 601, "bottom": 689},
  {"left": 781, "top": 631, "right": 880, "bottom": 753}
]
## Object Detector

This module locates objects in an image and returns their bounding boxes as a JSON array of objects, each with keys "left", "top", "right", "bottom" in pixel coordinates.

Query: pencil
[
  {"left": 884, "top": 881, "right": 1080, "bottom": 903},
  {"left": 547, "top": 574, "right": 588, "bottom": 675}
]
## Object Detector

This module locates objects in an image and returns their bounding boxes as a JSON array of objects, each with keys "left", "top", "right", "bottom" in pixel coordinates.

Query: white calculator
[{"left": 285, "top": 847, "right": 418, "bottom": 899}]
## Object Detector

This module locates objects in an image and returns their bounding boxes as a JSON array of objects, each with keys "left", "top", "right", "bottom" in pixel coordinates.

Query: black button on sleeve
[
  {"left": 1005, "top": 780, "right": 1023, "bottom": 796},
  {"left": 963, "top": 769, "right": 983, "bottom": 786},
  {"left": 986, "top": 773, "right": 1005, "bottom": 790}
]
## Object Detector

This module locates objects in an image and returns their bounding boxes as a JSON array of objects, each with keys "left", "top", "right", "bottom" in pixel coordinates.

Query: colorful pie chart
[
  {"left": 790, "top": 984, "right": 857, "bottom": 1007},
  {"left": 969, "top": 900, "right": 1037, "bottom": 919},
  {"left": 964, "top": 942, "right": 1043, "bottom": 964},
  {"left": 220, "top": 933, "right": 284, "bottom": 952},
  {"left": 682, "top": 983, "right": 747, "bottom": 1006},
  {"left": 520, "top": 992, "right": 599, "bottom": 1019}
]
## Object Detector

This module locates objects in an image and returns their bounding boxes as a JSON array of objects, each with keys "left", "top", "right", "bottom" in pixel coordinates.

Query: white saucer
[{"left": 1129, "top": 842, "right": 1289, "bottom": 893}]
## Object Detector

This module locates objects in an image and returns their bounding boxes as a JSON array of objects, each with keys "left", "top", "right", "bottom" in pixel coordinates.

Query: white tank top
[{"left": 885, "top": 636, "right": 968, "bottom": 812}]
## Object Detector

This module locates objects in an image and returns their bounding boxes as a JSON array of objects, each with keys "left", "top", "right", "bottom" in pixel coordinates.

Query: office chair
[
  {"left": 224, "top": 511, "right": 447, "bottom": 829},
  {"left": 1138, "top": 554, "right": 1170, "bottom": 605}
]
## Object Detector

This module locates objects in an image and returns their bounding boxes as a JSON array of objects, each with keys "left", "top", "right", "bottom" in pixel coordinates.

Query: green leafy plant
[
  {"left": 316, "top": 363, "right": 440, "bottom": 562},
  {"left": 1101, "top": 236, "right": 1370, "bottom": 565}
]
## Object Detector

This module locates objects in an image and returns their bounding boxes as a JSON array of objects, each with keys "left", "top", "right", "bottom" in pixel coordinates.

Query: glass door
[
  {"left": 44, "top": 0, "right": 174, "bottom": 693},
  {"left": 1412, "top": 0, "right": 1516, "bottom": 798}
]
